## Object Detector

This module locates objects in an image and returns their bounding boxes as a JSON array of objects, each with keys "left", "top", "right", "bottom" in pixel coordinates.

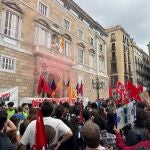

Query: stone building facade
[
  {"left": 106, "top": 25, "right": 150, "bottom": 94},
  {"left": 106, "top": 25, "right": 133, "bottom": 89},
  {"left": 0, "top": 0, "right": 108, "bottom": 101},
  {"left": 131, "top": 42, "right": 150, "bottom": 94}
]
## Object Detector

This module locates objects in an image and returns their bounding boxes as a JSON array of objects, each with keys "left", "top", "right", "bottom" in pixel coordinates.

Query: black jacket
[{"left": 0, "top": 132, "right": 14, "bottom": 150}]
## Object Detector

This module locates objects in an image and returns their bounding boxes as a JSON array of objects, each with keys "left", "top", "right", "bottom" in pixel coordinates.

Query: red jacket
[{"left": 115, "top": 133, "right": 150, "bottom": 150}]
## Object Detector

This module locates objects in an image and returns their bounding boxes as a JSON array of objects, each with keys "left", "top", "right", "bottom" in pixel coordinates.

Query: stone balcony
[{"left": 33, "top": 44, "right": 75, "bottom": 66}]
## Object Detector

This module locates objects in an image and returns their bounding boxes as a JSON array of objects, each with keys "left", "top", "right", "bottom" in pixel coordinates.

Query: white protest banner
[
  {"left": 0, "top": 87, "right": 18, "bottom": 107},
  {"left": 116, "top": 101, "right": 136, "bottom": 129}
]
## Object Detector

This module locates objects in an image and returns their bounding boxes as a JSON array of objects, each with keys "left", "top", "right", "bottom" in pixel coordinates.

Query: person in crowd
[
  {"left": 0, "top": 110, "right": 15, "bottom": 150},
  {"left": 89, "top": 109, "right": 116, "bottom": 149},
  {"left": 90, "top": 110, "right": 108, "bottom": 130},
  {"left": 0, "top": 102, "right": 6, "bottom": 111},
  {"left": 22, "top": 103, "right": 29, "bottom": 118},
  {"left": 81, "top": 120, "right": 106, "bottom": 150},
  {"left": 82, "top": 109, "right": 90, "bottom": 123},
  {"left": 107, "top": 112, "right": 116, "bottom": 134},
  {"left": 7, "top": 102, "right": 17, "bottom": 119},
  {"left": 125, "top": 107, "right": 150, "bottom": 146},
  {"left": 90, "top": 102, "right": 98, "bottom": 111},
  {"left": 54, "top": 104, "right": 77, "bottom": 150},
  {"left": 8, "top": 115, "right": 20, "bottom": 148},
  {"left": 63, "top": 102, "right": 70, "bottom": 119},
  {"left": 137, "top": 102, "right": 147, "bottom": 111},
  {"left": 12, "top": 106, "right": 26, "bottom": 121},
  {"left": 114, "top": 118, "right": 150, "bottom": 150},
  {"left": 45, "top": 125, "right": 56, "bottom": 150},
  {"left": 99, "top": 107, "right": 108, "bottom": 121},
  {"left": 19, "top": 107, "right": 37, "bottom": 137},
  {"left": 19, "top": 101, "right": 73, "bottom": 150}
]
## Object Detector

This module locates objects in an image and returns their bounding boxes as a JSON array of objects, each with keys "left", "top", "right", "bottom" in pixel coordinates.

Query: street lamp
[{"left": 92, "top": 77, "right": 105, "bottom": 100}]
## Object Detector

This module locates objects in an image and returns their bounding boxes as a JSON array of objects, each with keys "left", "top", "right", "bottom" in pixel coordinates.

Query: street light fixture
[{"left": 92, "top": 76, "right": 105, "bottom": 100}]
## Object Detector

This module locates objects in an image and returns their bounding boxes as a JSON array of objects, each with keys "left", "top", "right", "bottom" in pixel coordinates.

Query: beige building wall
[
  {"left": 0, "top": 0, "right": 109, "bottom": 101},
  {"left": 106, "top": 25, "right": 133, "bottom": 89}
]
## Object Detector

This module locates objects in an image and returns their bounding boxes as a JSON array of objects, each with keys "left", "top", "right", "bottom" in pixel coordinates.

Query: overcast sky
[{"left": 74, "top": 0, "right": 150, "bottom": 53}]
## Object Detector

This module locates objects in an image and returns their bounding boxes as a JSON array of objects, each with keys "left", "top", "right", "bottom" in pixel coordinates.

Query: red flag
[
  {"left": 135, "top": 95, "right": 142, "bottom": 102},
  {"left": 37, "top": 75, "right": 51, "bottom": 96},
  {"left": 43, "top": 79, "right": 51, "bottom": 94},
  {"left": 116, "top": 81, "right": 124, "bottom": 94},
  {"left": 34, "top": 110, "right": 47, "bottom": 150},
  {"left": 78, "top": 81, "right": 83, "bottom": 96},
  {"left": 109, "top": 86, "right": 113, "bottom": 97},
  {"left": 125, "top": 80, "right": 139, "bottom": 98},
  {"left": 137, "top": 84, "right": 143, "bottom": 93}
]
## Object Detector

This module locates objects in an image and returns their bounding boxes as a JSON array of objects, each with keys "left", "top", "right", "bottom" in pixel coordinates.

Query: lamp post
[{"left": 92, "top": 77, "right": 105, "bottom": 100}]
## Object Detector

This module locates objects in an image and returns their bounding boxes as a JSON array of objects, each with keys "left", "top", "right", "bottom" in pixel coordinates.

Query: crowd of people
[{"left": 0, "top": 98, "right": 150, "bottom": 150}]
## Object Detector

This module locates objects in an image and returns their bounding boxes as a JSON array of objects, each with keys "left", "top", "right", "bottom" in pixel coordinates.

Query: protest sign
[
  {"left": 0, "top": 87, "right": 18, "bottom": 107},
  {"left": 116, "top": 101, "right": 136, "bottom": 129}
]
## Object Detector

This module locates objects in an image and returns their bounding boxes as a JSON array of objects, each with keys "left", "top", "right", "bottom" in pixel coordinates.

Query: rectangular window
[
  {"left": 99, "top": 57, "right": 105, "bottom": 72},
  {"left": 124, "top": 63, "right": 128, "bottom": 73},
  {"left": 89, "top": 53, "right": 94, "bottom": 69},
  {"left": 89, "top": 37, "right": 94, "bottom": 45},
  {"left": 129, "top": 65, "right": 131, "bottom": 74},
  {"left": 64, "top": 40, "right": 70, "bottom": 56},
  {"left": 112, "top": 43, "right": 115, "bottom": 51},
  {"left": 124, "top": 52, "right": 127, "bottom": 62},
  {"left": 78, "top": 29, "right": 83, "bottom": 39},
  {"left": 111, "top": 62, "right": 117, "bottom": 73},
  {"left": 0, "top": 55, "right": 16, "bottom": 73},
  {"left": 38, "top": 1, "right": 48, "bottom": 16},
  {"left": 111, "top": 76, "right": 118, "bottom": 88},
  {"left": 100, "top": 44, "right": 103, "bottom": 51},
  {"left": 78, "top": 46, "right": 83, "bottom": 64},
  {"left": 38, "top": 27, "right": 48, "bottom": 47},
  {"left": 111, "top": 33, "right": 116, "bottom": 41},
  {"left": 64, "top": 19, "right": 70, "bottom": 31},
  {"left": 4, "top": 10, "right": 19, "bottom": 39},
  {"left": 112, "top": 52, "right": 116, "bottom": 61},
  {"left": 124, "top": 75, "right": 128, "bottom": 82}
]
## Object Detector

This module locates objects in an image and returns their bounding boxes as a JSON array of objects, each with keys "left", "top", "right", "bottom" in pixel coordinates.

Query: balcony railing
[{"left": 34, "top": 44, "right": 75, "bottom": 65}]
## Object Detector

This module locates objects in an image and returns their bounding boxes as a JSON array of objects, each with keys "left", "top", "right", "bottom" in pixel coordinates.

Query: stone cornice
[
  {"left": 105, "top": 25, "right": 130, "bottom": 38},
  {"left": 61, "top": 0, "right": 108, "bottom": 37}
]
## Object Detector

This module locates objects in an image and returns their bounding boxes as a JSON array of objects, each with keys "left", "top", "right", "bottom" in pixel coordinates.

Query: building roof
[
  {"left": 61, "top": 0, "right": 108, "bottom": 37},
  {"left": 105, "top": 25, "right": 130, "bottom": 37}
]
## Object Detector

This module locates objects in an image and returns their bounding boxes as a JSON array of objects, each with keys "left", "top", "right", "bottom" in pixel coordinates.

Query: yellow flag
[
  {"left": 72, "top": 90, "right": 77, "bottom": 98},
  {"left": 69, "top": 83, "right": 73, "bottom": 104},
  {"left": 61, "top": 36, "right": 65, "bottom": 49}
]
